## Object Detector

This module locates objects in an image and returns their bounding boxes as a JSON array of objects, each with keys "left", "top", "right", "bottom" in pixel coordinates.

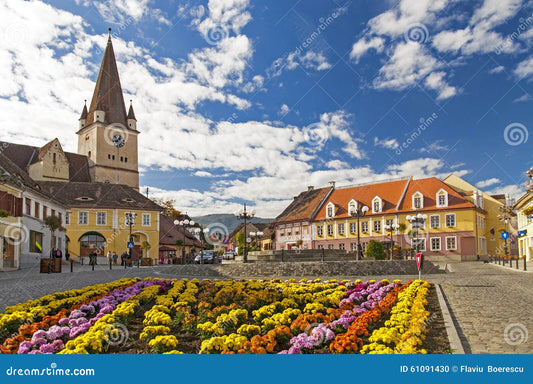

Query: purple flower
[
  {"left": 39, "top": 343, "right": 56, "bottom": 354},
  {"left": 58, "top": 318, "right": 70, "bottom": 326},
  {"left": 17, "top": 341, "right": 32, "bottom": 354}
]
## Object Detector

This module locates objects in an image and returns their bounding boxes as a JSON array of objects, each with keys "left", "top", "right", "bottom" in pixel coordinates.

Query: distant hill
[{"left": 192, "top": 214, "right": 273, "bottom": 233}]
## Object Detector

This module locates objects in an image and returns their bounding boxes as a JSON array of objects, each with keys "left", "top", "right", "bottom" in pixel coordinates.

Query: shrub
[{"left": 366, "top": 240, "right": 386, "bottom": 260}]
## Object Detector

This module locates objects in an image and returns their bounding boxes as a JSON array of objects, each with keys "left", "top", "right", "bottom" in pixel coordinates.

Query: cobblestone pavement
[{"left": 0, "top": 261, "right": 531, "bottom": 354}]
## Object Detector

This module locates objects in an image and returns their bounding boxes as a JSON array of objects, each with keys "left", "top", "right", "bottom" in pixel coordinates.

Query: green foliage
[
  {"left": 366, "top": 240, "right": 386, "bottom": 260},
  {"left": 0, "top": 209, "right": 11, "bottom": 218},
  {"left": 153, "top": 199, "right": 181, "bottom": 219},
  {"left": 140, "top": 241, "right": 151, "bottom": 251},
  {"left": 42, "top": 215, "right": 65, "bottom": 233}
]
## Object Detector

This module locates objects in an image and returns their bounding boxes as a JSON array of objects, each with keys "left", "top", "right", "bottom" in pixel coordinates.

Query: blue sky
[{"left": 0, "top": 0, "right": 532, "bottom": 216}]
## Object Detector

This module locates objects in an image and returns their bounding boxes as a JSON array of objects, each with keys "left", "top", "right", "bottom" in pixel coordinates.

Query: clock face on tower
[{"left": 112, "top": 134, "right": 125, "bottom": 148}]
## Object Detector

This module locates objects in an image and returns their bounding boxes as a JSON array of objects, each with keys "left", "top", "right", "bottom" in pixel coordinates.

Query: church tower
[{"left": 77, "top": 31, "right": 139, "bottom": 189}]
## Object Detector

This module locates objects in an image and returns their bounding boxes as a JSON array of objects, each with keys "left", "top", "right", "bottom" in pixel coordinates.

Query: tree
[
  {"left": 235, "top": 232, "right": 244, "bottom": 255},
  {"left": 0, "top": 209, "right": 10, "bottom": 218},
  {"left": 153, "top": 199, "right": 181, "bottom": 219},
  {"left": 366, "top": 240, "right": 386, "bottom": 260},
  {"left": 42, "top": 215, "right": 65, "bottom": 257},
  {"left": 140, "top": 241, "right": 151, "bottom": 258}
]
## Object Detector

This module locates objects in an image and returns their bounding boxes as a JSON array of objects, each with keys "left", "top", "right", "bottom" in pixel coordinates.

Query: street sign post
[
  {"left": 416, "top": 253, "right": 422, "bottom": 280},
  {"left": 127, "top": 241, "right": 135, "bottom": 249},
  {"left": 501, "top": 232, "right": 509, "bottom": 239}
]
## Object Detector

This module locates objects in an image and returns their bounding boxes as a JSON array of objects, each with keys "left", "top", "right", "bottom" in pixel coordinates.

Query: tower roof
[
  {"left": 79, "top": 100, "right": 88, "bottom": 120},
  {"left": 86, "top": 33, "right": 128, "bottom": 127},
  {"left": 127, "top": 100, "right": 136, "bottom": 120}
]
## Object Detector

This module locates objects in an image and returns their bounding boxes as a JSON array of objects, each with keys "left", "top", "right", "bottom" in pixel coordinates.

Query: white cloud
[
  {"left": 514, "top": 56, "right": 533, "bottom": 79},
  {"left": 267, "top": 50, "right": 331, "bottom": 78},
  {"left": 424, "top": 71, "right": 457, "bottom": 99},
  {"left": 513, "top": 93, "right": 533, "bottom": 102},
  {"left": 489, "top": 65, "right": 505, "bottom": 74},
  {"left": 419, "top": 141, "right": 449, "bottom": 153},
  {"left": 279, "top": 104, "right": 290, "bottom": 115},
  {"left": 193, "top": 0, "right": 252, "bottom": 37},
  {"left": 477, "top": 177, "right": 501, "bottom": 188},
  {"left": 373, "top": 137, "right": 399, "bottom": 149},
  {"left": 350, "top": 37, "right": 385, "bottom": 62},
  {"left": 487, "top": 184, "right": 525, "bottom": 201},
  {"left": 325, "top": 160, "right": 349, "bottom": 170}
]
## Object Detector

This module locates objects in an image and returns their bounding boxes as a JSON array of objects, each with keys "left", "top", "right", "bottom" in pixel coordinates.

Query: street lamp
[
  {"left": 174, "top": 218, "right": 195, "bottom": 264},
  {"left": 234, "top": 204, "right": 255, "bottom": 263},
  {"left": 384, "top": 223, "right": 399, "bottom": 260},
  {"left": 249, "top": 231, "right": 264, "bottom": 251},
  {"left": 406, "top": 213, "right": 427, "bottom": 257},
  {"left": 349, "top": 203, "right": 369, "bottom": 260},
  {"left": 498, "top": 200, "right": 513, "bottom": 265},
  {"left": 125, "top": 212, "right": 137, "bottom": 268}
]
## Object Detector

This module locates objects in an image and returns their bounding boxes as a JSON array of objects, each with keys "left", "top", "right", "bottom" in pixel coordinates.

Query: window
[
  {"left": 431, "top": 237, "right": 441, "bottom": 251},
  {"left": 445, "top": 214, "right": 456, "bottom": 227},
  {"left": 361, "top": 222, "right": 368, "bottom": 232},
  {"left": 338, "top": 223, "right": 345, "bottom": 235},
  {"left": 430, "top": 215, "right": 440, "bottom": 229},
  {"left": 43, "top": 206, "right": 47, "bottom": 218},
  {"left": 339, "top": 243, "right": 345, "bottom": 250},
  {"left": 412, "top": 192, "right": 423, "bottom": 209},
  {"left": 58, "top": 212, "right": 62, "bottom": 224},
  {"left": 372, "top": 197, "right": 382, "bottom": 213},
  {"left": 361, "top": 243, "right": 367, "bottom": 252},
  {"left": 108, "top": 154, "right": 111, "bottom": 159},
  {"left": 34, "top": 202, "right": 40, "bottom": 219},
  {"left": 385, "top": 219, "right": 393, "bottom": 227},
  {"left": 446, "top": 236, "right": 457, "bottom": 250},
  {"left": 78, "top": 211, "right": 88, "bottom": 225},
  {"left": 327, "top": 224, "right": 334, "bottom": 236},
  {"left": 112, "top": 155, "right": 115, "bottom": 160},
  {"left": 328, "top": 244, "right": 334, "bottom": 250},
  {"left": 53, "top": 153, "right": 56, "bottom": 164},
  {"left": 350, "top": 243, "right": 357, "bottom": 251},
  {"left": 348, "top": 201, "right": 356, "bottom": 215},
  {"left": 349, "top": 222, "right": 357, "bottom": 233},
  {"left": 125, "top": 157, "right": 128, "bottom": 163},
  {"left": 65, "top": 212, "right": 70, "bottom": 225},
  {"left": 80, "top": 234, "right": 105, "bottom": 251},
  {"left": 96, "top": 212, "right": 107, "bottom": 225},
  {"left": 317, "top": 244, "right": 324, "bottom": 249},
  {"left": 51, "top": 209, "right": 55, "bottom": 217},
  {"left": 120, "top": 156, "right": 123, "bottom": 162},
  {"left": 326, "top": 203, "right": 334, "bottom": 218},
  {"left": 436, "top": 189, "right": 448, "bottom": 207},
  {"left": 142, "top": 213, "right": 151, "bottom": 226},
  {"left": 373, "top": 220, "right": 381, "bottom": 232},
  {"left": 29, "top": 231, "right": 43, "bottom": 253},
  {"left": 317, "top": 226, "right": 323, "bottom": 236},
  {"left": 25, "top": 198, "right": 31, "bottom": 215},
  {"left": 413, "top": 238, "right": 426, "bottom": 252}
]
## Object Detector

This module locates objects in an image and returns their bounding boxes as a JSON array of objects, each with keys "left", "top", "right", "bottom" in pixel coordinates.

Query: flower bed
[{"left": 0, "top": 278, "right": 443, "bottom": 354}]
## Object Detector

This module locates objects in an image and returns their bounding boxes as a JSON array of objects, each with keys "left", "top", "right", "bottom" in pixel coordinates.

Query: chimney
[
  {"left": 328, "top": 181, "right": 336, "bottom": 188},
  {"left": 307, "top": 186, "right": 314, "bottom": 191}
]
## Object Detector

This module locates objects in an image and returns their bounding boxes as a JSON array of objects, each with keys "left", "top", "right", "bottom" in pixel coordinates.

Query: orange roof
[
  {"left": 315, "top": 179, "right": 409, "bottom": 220},
  {"left": 274, "top": 187, "right": 332, "bottom": 223},
  {"left": 396, "top": 177, "right": 475, "bottom": 213},
  {"left": 314, "top": 177, "right": 476, "bottom": 220}
]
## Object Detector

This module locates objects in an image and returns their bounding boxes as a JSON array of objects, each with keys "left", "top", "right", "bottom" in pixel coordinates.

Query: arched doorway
[
  {"left": 78, "top": 232, "right": 106, "bottom": 257},
  {"left": 131, "top": 232, "right": 149, "bottom": 261}
]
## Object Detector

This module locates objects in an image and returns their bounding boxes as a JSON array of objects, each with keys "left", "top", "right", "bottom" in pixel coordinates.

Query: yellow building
[
  {"left": 311, "top": 177, "right": 483, "bottom": 261},
  {"left": 514, "top": 186, "right": 533, "bottom": 261},
  {"left": 41, "top": 182, "right": 161, "bottom": 262},
  {"left": 443, "top": 174, "right": 516, "bottom": 257}
]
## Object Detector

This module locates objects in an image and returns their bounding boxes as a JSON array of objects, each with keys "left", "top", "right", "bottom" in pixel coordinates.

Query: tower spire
[{"left": 85, "top": 31, "right": 127, "bottom": 127}]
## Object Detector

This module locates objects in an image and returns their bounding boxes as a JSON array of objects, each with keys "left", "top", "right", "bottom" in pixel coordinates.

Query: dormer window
[
  {"left": 326, "top": 202, "right": 335, "bottom": 218},
  {"left": 348, "top": 199, "right": 357, "bottom": 214},
  {"left": 436, "top": 189, "right": 448, "bottom": 208},
  {"left": 372, "top": 196, "right": 382, "bottom": 213},
  {"left": 412, "top": 192, "right": 424, "bottom": 209}
]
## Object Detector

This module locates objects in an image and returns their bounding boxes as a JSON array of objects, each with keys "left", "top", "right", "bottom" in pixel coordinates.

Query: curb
[
  {"left": 435, "top": 284, "right": 465, "bottom": 354},
  {"left": 485, "top": 262, "right": 532, "bottom": 273}
]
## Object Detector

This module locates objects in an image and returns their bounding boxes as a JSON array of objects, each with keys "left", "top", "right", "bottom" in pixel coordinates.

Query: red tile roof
[{"left": 273, "top": 187, "right": 332, "bottom": 224}]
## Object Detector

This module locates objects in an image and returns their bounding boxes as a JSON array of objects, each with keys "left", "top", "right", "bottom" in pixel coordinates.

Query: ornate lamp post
[
  {"left": 349, "top": 203, "right": 369, "bottom": 260},
  {"left": 384, "top": 223, "right": 399, "bottom": 260},
  {"left": 125, "top": 212, "right": 137, "bottom": 268},
  {"left": 234, "top": 204, "right": 255, "bottom": 263},
  {"left": 174, "top": 218, "right": 195, "bottom": 264},
  {"left": 406, "top": 213, "right": 427, "bottom": 257},
  {"left": 249, "top": 231, "right": 264, "bottom": 251},
  {"left": 498, "top": 199, "right": 513, "bottom": 265}
]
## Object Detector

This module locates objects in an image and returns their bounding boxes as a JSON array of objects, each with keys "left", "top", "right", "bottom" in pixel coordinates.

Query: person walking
[
  {"left": 112, "top": 251, "right": 118, "bottom": 265},
  {"left": 56, "top": 248, "right": 63, "bottom": 259},
  {"left": 107, "top": 251, "right": 112, "bottom": 266}
]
